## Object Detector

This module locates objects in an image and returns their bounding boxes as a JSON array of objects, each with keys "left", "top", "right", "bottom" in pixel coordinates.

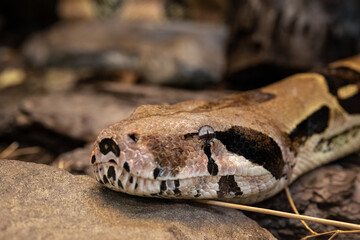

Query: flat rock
[
  {"left": 0, "top": 159, "right": 275, "bottom": 240},
  {"left": 19, "top": 92, "right": 135, "bottom": 142}
]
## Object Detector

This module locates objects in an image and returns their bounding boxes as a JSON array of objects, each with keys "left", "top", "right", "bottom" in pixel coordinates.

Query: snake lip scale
[{"left": 91, "top": 56, "right": 360, "bottom": 204}]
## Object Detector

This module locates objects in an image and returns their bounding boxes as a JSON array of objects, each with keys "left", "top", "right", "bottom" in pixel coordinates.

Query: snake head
[{"left": 90, "top": 102, "right": 291, "bottom": 204}]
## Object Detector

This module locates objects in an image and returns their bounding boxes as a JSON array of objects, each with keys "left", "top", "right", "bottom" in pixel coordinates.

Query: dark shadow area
[
  {"left": 0, "top": 122, "right": 86, "bottom": 157},
  {"left": 0, "top": 0, "right": 59, "bottom": 47},
  {"left": 225, "top": 64, "right": 304, "bottom": 90}
]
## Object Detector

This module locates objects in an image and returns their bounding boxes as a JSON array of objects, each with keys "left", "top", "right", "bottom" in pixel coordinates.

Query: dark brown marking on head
[
  {"left": 174, "top": 180, "right": 180, "bottom": 188},
  {"left": 118, "top": 179, "right": 124, "bottom": 189},
  {"left": 99, "top": 138, "right": 120, "bottom": 157},
  {"left": 290, "top": 106, "right": 330, "bottom": 151},
  {"left": 183, "top": 132, "right": 197, "bottom": 140},
  {"left": 314, "top": 125, "right": 360, "bottom": 153},
  {"left": 215, "top": 126, "right": 284, "bottom": 179},
  {"left": 280, "top": 130, "right": 296, "bottom": 157},
  {"left": 103, "top": 175, "right": 109, "bottom": 184},
  {"left": 217, "top": 175, "right": 243, "bottom": 198},
  {"left": 204, "top": 145, "right": 218, "bottom": 176},
  {"left": 322, "top": 67, "right": 360, "bottom": 114},
  {"left": 191, "top": 90, "right": 276, "bottom": 113},
  {"left": 123, "top": 162, "right": 130, "bottom": 172},
  {"left": 135, "top": 183, "right": 138, "bottom": 189},
  {"left": 91, "top": 155, "right": 96, "bottom": 164},
  {"left": 239, "top": 90, "right": 276, "bottom": 103},
  {"left": 98, "top": 177, "right": 104, "bottom": 184},
  {"left": 160, "top": 181, "right": 167, "bottom": 191},
  {"left": 194, "top": 190, "right": 201, "bottom": 198},
  {"left": 159, "top": 181, "right": 167, "bottom": 195},
  {"left": 107, "top": 166, "right": 116, "bottom": 181},
  {"left": 337, "top": 94, "right": 360, "bottom": 114},
  {"left": 129, "top": 176, "right": 133, "bottom": 184},
  {"left": 153, "top": 168, "right": 160, "bottom": 179},
  {"left": 145, "top": 135, "right": 201, "bottom": 170},
  {"left": 174, "top": 188, "right": 181, "bottom": 196}
]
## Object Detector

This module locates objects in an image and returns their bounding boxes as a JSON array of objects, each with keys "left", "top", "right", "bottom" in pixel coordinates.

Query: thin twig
[
  {"left": 300, "top": 230, "right": 360, "bottom": 240},
  {"left": 285, "top": 187, "right": 318, "bottom": 235},
  {"left": 9, "top": 146, "right": 41, "bottom": 157},
  {"left": 285, "top": 187, "right": 360, "bottom": 239},
  {"left": 194, "top": 199, "right": 360, "bottom": 230},
  {"left": 0, "top": 142, "right": 19, "bottom": 158},
  {"left": 328, "top": 231, "right": 339, "bottom": 240},
  {"left": 58, "top": 159, "right": 73, "bottom": 169}
]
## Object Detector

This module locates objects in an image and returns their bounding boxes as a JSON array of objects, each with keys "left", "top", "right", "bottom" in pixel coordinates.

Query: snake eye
[{"left": 198, "top": 125, "right": 215, "bottom": 142}]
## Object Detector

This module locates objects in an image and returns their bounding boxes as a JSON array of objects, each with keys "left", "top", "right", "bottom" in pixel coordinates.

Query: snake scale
[{"left": 91, "top": 55, "right": 360, "bottom": 204}]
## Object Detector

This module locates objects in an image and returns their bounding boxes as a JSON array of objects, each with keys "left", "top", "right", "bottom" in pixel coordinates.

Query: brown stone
[{"left": 0, "top": 159, "right": 275, "bottom": 239}]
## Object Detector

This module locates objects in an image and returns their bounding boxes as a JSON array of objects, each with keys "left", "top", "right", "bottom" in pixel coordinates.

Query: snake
[{"left": 90, "top": 55, "right": 360, "bottom": 204}]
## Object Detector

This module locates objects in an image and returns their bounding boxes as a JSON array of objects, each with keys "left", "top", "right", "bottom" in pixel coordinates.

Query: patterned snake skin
[{"left": 90, "top": 55, "right": 360, "bottom": 204}]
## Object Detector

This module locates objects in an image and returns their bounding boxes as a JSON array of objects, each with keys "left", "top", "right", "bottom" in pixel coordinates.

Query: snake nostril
[
  {"left": 128, "top": 134, "right": 138, "bottom": 143},
  {"left": 99, "top": 138, "right": 120, "bottom": 157}
]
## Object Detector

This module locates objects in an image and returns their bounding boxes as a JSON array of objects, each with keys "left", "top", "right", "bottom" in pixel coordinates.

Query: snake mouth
[
  {"left": 92, "top": 162, "right": 228, "bottom": 199},
  {"left": 92, "top": 160, "right": 286, "bottom": 204},
  {"left": 93, "top": 162, "right": 189, "bottom": 198}
]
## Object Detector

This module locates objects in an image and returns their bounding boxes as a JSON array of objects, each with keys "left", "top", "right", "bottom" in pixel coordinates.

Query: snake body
[{"left": 91, "top": 56, "right": 360, "bottom": 204}]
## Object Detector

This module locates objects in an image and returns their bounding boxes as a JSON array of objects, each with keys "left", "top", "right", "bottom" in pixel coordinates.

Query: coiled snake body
[{"left": 91, "top": 56, "right": 360, "bottom": 204}]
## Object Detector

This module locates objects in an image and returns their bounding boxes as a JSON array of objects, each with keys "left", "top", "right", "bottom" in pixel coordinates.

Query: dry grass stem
[
  {"left": 0, "top": 142, "right": 20, "bottom": 158},
  {"left": 0, "top": 142, "right": 41, "bottom": 159},
  {"left": 58, "top": 159, "right": 74, "bottom": 169},
  {"left": 194, "top": 199, "right": 360, "bottom": 230},
  {"left": 285, "top": 187, "right": 360, "bottom": 240},
  {"left": 9, "top": 146, "right": 42, "bottom": 157},
  {"left": 285, "top": 187, "right": 318, "bottom": 234}
]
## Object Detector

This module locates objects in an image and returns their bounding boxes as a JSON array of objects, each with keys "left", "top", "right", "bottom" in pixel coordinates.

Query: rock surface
[
  {"left": 19, "top": 92, "right": 135, "bottom": 142},
  {"left": 0, "top": 159, "right": 275, "bottom": 240}
]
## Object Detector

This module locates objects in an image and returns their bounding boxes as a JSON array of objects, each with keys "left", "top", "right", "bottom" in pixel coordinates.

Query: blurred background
[
  {"left": 1, "top": 0, "right": 359, "bottom": 91},
  {"left": 0, "top": 0, "right": 360, "bottom": 238}
]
